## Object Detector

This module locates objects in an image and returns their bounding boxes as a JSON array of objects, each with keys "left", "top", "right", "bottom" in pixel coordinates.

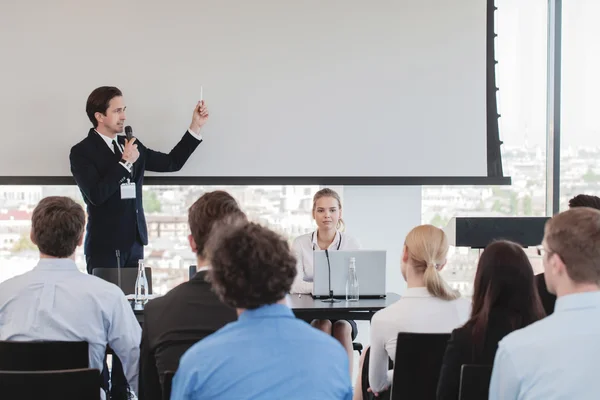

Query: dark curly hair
[
  {"left": 207, "top": 222, "right": 297, "bottom": 309},
  {"left": 188, "top": 190, "right": 246, "bottom": 258},
  {"left": 569, "top": 194, "right": 600, "bottom": 210}
]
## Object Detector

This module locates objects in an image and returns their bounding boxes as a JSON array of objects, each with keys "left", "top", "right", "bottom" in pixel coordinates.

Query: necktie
[{"left": 113, "top": 140, "right": 121, "bottom": 159}]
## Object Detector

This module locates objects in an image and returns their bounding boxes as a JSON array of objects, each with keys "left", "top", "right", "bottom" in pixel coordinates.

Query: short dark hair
[
  {"left": 188, "top": 191, "right": 246, "bottom": 258},
  {"left": 86, "top": 86, "right": 122, "bottom": 128},
  {"left": 207, "top": 222, "right": 297, "bottom": 309},
  {"left": 545, "top": 207, "right": 600, "bottom": 284},
  {"left": 569, "top": 194, "right": 600, "bottom": 210},
  {"left": 31, "top": 196, "right": 85, "bottom": 258},
  {"left": 466, "top": 240, "right": 545, "bottom": 355}
]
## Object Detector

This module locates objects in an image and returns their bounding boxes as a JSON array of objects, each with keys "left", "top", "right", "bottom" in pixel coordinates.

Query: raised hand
[{"left": 189, "top": 100, "right": 209, "bottom": 134}]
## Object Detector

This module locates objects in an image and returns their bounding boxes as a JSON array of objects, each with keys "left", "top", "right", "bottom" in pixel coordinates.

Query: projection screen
[{"left": 0, "top": 0, "right": 505, "bottom": 184}]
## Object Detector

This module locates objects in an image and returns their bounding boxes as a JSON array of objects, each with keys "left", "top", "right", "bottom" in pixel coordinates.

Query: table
[
  {"left": 289, "top": 293, "right": 400, "bottom": 322},
  {"left": 133, "top": 293, "right": 400, "bottom": 325}
]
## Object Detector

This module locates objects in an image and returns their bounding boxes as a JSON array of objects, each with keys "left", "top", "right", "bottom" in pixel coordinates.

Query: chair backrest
[
  {"left": 0, "top": 368, "right": 101, "bottom": 400},
  {"left": 391, "top": 332, "right": 451, "bottom": 400},
  {"left": 0, "top": 341, "right": 88, "bottom": 371},
  {"left": 189, "top": 265, "right": 197, "bottom": 280},
  {"left": 162, "top": 370, "right": 175, "bottom": 400},
  {"left": 459, "top": 364, "right": 493, "bottom": 400},
  {"left": 92, "top": 267, "right": 153, "bottom": 294}
]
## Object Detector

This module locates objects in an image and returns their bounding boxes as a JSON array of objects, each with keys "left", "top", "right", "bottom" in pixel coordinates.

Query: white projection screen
[{"left": 0, "top": 0, "right": 504, "bottom": 184}]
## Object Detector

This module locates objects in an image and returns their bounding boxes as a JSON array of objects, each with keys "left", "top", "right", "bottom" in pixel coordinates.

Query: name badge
[{"left": 121, "top": 181, "right": 136, "bottom": 200}]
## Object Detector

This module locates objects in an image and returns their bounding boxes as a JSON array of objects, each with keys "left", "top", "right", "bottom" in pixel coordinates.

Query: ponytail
[
  {"left": 423, "top": 261, "right": 460, "bottom": 300},
  {"left": 337, "top": 218, "right": 346, "bottom": 232},
  {"left": 404, "top": 225, "right": 458, "bottom": 300}
]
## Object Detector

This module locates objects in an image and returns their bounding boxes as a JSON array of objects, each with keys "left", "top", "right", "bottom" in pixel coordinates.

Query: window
[
  {"left": 144, "top": 185, "right": 319, "bottom": 293},
  {"left": 422, "top": 0, "right": 548, "bottom": 296},
  {"left": 559, "top": 0, "right": 600, "bottom": 210},
  {"left": 0, "top": 185, "right": 319, "bottom": 295}
]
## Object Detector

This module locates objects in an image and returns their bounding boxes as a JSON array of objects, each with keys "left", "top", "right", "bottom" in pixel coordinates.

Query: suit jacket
[
  {"left": 535, "top": 273, "right": 556, "bottom": 316},
  {"left": 138, "top": 271, "right": 237, "bottom": 400},
  {"left": 436, "top": 309, "right": 518, "bottom": 400},
  {"left": 70, "top": 129, "right": 201, "bottom": 255}
]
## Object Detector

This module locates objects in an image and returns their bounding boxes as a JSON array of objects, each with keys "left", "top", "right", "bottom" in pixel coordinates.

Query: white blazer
[{"left": 290, "top": 229, "right": 361, "bottom": 294}]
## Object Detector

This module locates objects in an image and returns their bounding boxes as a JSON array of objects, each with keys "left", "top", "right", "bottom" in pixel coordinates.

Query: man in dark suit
[
  {"left": 70, "top": 86, "right": 209, "bottom": 273},
  {"left": 70, "top": 86, "right": 208, "bottom": 400},
  {"left": 138, "top": 191, "right": 246, "bottom": 400},
  {"left": 535, "top": 194, "right": 600, "bottom": 315}
]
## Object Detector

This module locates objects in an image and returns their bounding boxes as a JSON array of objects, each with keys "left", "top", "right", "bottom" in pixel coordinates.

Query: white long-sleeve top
[
  {"left": 290, "top": 230, "right": 360, "bottom": 294},
  {"left": 0, "top": 258, "right": 142, "bottom": 397},
  {"left": 368, "top": 287, "right": 471, "bottom": 392}
]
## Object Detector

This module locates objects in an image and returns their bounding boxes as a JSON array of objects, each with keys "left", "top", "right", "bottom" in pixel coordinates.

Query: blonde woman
[
  {"left": 354, "top": 225, "right": 470, "bottom": 399},
  {"left": 291, "top": 188, "right": 360, "bottom": 372}
]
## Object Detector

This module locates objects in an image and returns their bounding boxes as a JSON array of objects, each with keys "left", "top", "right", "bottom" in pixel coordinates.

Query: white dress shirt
[
  {"left": 489, "top": 291, "right": 600, "bottom": 400},
  {"left": 0, "top": 258, "right": 142, "bottom": 396},
  {"left": 368, "top": 287, "right": 471, "bottom": 392},
  {"left": 290, "top": 230, "right": 361, "bottom": 294}
]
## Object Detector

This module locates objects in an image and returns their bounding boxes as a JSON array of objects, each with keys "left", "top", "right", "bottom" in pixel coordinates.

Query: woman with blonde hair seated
[
  {"left": 354, "top": 225, "right": 470, "bottom": 399},
  {"left": 291, "top": 188, "right": 361, "bottom": 374}
]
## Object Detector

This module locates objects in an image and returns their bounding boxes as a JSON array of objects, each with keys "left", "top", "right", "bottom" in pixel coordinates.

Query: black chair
[
  {"left": 92, "top": 267, "right": 153, "bottom": 294},
  {"left": 459, "top": 364, "right": 493, "bottom": 400},
  {"left": 0, "top": 341, "right": 88, "bottom": 371},
  {"left": 0, "top": 368, "right": 101, "bottom": 400},
  {"left": 353, "top": 342, "right": 363, "bottom": 355},
  {"left": 391, "top": 332, "right": 451, "bottom": 400},
  {"left": 162, "top": 370, "right": 175, "bottom": 400},
  {"left": 189, "top": 265, "right": 197, "bottom": 280}
]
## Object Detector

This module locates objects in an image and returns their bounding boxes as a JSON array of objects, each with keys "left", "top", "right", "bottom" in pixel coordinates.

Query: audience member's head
[
  {"left": 568, "top": 194, "right": 600, "bottom": 210},
  {"left": 468, "top": 240, "right": 545, "bottom": 352},
  {"left": 31, "top": 196, "right": 85, "bottom": 258},
  {"left": 312, "top": 188, "right": 345, "bottom": 232},
  {"left": 402, "top": 224, "right": 459, "bottom": 300},
  {"left": 187, "top": 190, "right": 246, "bottom": 262},
  {"left": 207, "top": 222, "right": 296, "bottom": 310},
  {"left": 543, "top": 207, "right": 600, "bottom": 296}
]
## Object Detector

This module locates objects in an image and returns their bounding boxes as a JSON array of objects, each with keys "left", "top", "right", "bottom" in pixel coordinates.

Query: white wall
[
  {"left": 342, "top": 186, "right": 421, "bottom": 372},
  {"left": 343, "top": 186, "right": 422, "bottom": 295}
]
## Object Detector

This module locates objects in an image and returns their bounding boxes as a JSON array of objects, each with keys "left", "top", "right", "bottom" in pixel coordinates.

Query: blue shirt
[
  {"left": 489, "top": 291, "right": 600, "bottom": 400},
  {"left": 0, "top": 259, "right": 141, "bottom": 395},
  {"left": 171, "top": 303, "right": 353, "bottom": 400}
]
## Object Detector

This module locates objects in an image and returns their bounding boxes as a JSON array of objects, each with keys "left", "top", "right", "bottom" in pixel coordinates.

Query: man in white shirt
[
  {"left": 489, "top": 207, "right": 600, "bottom": 400},
  {"left": 0, "top": 196, "right": 141, "bottom": 399}
]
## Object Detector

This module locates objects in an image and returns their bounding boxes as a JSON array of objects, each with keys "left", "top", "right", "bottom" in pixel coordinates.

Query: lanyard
[{"left": 311, "top": 231, "right": 342, "bottom": 251}]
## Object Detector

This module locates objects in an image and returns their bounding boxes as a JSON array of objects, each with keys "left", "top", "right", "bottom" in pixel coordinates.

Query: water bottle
[
  {"left": 134, "top": 259, "right": 149, "bottom": 310},
  {"left": 346, "top": 257, "right": 359, "bottom": 302}
]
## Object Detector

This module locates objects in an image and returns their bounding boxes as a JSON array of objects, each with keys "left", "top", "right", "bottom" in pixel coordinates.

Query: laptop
[{"left": 312, "top": 250, "right": 386, "bottom": 299}]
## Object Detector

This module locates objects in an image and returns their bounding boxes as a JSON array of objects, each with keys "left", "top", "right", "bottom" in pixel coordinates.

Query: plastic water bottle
[
  {"left": 346, "top": 257, "right": 359, "bottom": 302},
  {"left": 134, "top": 259, "right": 149, "bottom": 310}
]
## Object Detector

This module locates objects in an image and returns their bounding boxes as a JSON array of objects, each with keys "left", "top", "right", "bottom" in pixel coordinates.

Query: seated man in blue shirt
[
  {"left": 0, "top": 196, "right": 141, "bottom": 399},
  {"left": 535, "top": 193, "right": 600, "bottom": 315},
  {"left": 170, "top": 221, "right": 353, "bottom": 400},
  {"left": 490, "top": 207, "right": 600, "bottom": 400}
]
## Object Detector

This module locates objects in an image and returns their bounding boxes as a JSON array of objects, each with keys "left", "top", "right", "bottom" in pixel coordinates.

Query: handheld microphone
[
  {"left": 125, "top": 125, "right": 133, "bottom": 141},
  {"left": 321, "top": 249, "right": 340, "bottom": 303}
]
